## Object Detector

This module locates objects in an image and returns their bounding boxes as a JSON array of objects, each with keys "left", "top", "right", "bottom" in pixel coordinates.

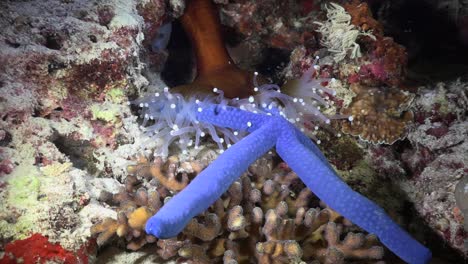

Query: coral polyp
[{"left": 133, "top": 61, "right": 343, "bottom": 156}]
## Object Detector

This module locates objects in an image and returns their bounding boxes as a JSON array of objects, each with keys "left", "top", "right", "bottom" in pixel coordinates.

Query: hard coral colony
[
  {"left": 142, "top": 103, "right": 431, "bottom": 264},
  {"left": 129, "top": 1, "right": 432, "bottom": 264}
]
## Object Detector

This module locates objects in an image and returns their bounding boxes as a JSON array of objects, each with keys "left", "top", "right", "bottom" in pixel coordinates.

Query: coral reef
[
  {"left": 340, "top": 83, "right": 415, "bottom": 144},
  {"left": 1, "top": 0, "right": 465, "bottom": 263},
  {"left": 354, "top": 37, "right": 407, "bottom": 87},
  {"left": 93, "top": 154, "right": 390, "bottom": 263},
  {"left": 275, "top": 1, "right": 411, "bottom": 144},
  {"left": 90, "top": 155, "right": 206, "bottom": 251},
  {"left": 314, "top": 3, "right": 376, "bottom": 62},
  {"left": 142, "top": 103, "right": 430, "bottom": 263},
  {"left": 133, "top": 59, "right": 343, "bottom": 156},
  {"left": 219, "top": 0, "right": 321, "bottom": 51},
  {"left": 344, "top": 0, "right": 383, "bottom": 34},
  {"left": 455, "top": 175, "right": 468, "bottom": 231},
  {"left": 403, "top": 81, "right": 467, "bottom": 255},
  {"left": 367, "top": 80, "right": 467, "bottom": 258},
  {"left": 342, "top": 0, "right": 408, "bottom": 87},
  {"left": 0, "top": 0, "right": 148, "bottom": 119},
  {"left": 0, "top": 0, "right": 168, "bottom": 259}
]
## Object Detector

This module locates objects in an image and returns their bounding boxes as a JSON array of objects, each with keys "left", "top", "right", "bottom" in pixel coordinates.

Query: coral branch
[{"left": 145, "top": 104, "right": 431, "bottom": 264}]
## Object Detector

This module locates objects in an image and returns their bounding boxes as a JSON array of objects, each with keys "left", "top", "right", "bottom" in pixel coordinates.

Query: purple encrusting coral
[{"left": 132, "top": 61, "right": 348, "bottom": 156}]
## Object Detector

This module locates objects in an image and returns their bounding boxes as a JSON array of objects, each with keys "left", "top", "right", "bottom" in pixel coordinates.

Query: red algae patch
[{"left": 0, "top": 233, "right": 93, "bottom": 264}]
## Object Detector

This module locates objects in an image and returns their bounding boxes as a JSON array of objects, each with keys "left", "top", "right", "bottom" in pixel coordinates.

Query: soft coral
[{"left": 172, "top": 0, "right": 259, "bottom": 99}]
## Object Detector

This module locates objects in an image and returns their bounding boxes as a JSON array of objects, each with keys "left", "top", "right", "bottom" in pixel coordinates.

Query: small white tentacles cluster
[
  {"left": 314, "top": 3, "right": 376, "bottom": 62},
  {"left": 131, "top": 87, "right": 244, "bottom": 157},
  {"left": 132, "top": 59, "right": 352, "bottom": 156}
]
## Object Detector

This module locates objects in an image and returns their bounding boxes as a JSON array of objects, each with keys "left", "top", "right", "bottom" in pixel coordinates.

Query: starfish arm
[
  {"left": 145, "top": 107, "right": 278, "bottom": 238},
  {"left": 276, "top": 125, "right": 432, "bottom": 264},
  {"left": 293, "top": 125, "right": 335, "bottom": 171},
  {"left": 196, "top": 104, "right": 269, "bottom": 131}
]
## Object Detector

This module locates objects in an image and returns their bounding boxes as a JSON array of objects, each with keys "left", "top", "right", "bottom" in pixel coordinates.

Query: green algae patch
[
  {"left": 7, "top": 164, "right": 41, "bottom": 209},
  {"left": 0, "top": 220, "right": 16, "bottom": 240},
  {"left": 12, "top": 215, "right": 40, "bottom": 240},
  {"left": 41, "top": 162, "right": 73, "bottom": 177},
  {"left": 106, "top": 88, "right": 126, "bottom": 104},
  {"left": 90, "top": 102, "right": 121, "bottom": 123},
  {"left": 2, "top": 164, "right": 44, "bottom": 239},
  {"left": 0, "top": 211, "right": 44, "bottom": 240},
  {"left": 338, "top": 159, "right": 377, "bottom": 193}
]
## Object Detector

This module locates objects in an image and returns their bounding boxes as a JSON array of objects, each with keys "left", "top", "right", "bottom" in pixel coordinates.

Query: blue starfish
[{"left": 145, "top": 104, "right": 432, "bottom": 264}]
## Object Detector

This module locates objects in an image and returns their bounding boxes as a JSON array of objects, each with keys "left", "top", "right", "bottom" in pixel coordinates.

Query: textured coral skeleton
[
  {"left": 143, "top": 102, "right": 432, "bottom": 264},
  {"left": 92, "top": 154, "right": 390, "bottom": 263}
]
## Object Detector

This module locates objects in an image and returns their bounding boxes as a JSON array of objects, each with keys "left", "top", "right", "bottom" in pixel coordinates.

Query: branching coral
[
  {"left": 125, "top": 2, "right": 427, "bottom": 263},
  {"left": 91, "top": 156, "right": 206, "bottom": 250},
  {"left": 144, "top": 103, "right": 431, "bottom": 264},
  {"left": 93, "top": 154, "right": 390, "bottom": 263},
  {"left": 127, "top": 155, "right": 203, "bottom": 191},
  {"left": 305, "top": 222, "right": 384, "bottom": 264},
  {"left": 90, "top": 173, "right": 161, "bottom": 250},
  {"left": 183, "top": 213, "right": 222, "bottom": 241}
]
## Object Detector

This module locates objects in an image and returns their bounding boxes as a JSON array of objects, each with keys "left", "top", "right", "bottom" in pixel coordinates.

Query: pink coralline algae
[
  {"left": 343, "top": 0, "right": 408, "bottom": 87},
  {"left": 0, "top": 159, "right": 14, "bottom": 176},
  {"left": 0, "top": 0, "right": 153, "bottom": 120},
  {"left": 369, "top": 80, "right": 467, "bottom": 257},
  {"left": 219, "top": 0, "right": 322, "bottom": 50}
]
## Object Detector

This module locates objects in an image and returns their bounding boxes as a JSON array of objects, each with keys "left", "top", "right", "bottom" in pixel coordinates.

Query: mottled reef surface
[{"left": 0, "top": 0, "right": 466, "bottom": 263}]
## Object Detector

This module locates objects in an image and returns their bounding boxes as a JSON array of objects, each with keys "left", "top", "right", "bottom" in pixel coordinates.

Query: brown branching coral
[
  {"left": 341, "top": 84, "right": 414, "bottom": 144},
  {"left": 150, "top": 156, "right": 190, "bottom": 191},
  {"left": 304, "top": 222, "right": 384, "bottom": 264},
  {"left": 92, "top": 154, "right": 385, "bottom": 263},
  {"left": 178, "top": 244, "right": 211, "bottom": 263},
  {"left": 90, "top": 216, "right": 121, "bottom": 247},
  {"left": 127, "top": 155, "right": 203, "bottom": 191},
  {"left": 255, "top": 199, "right": 327, "bottom": 263},
  {"left": 90, "top": 175, "right": 161, "bottom": 250},
  {"left": 156, "top": 238, "right": 186, "bottom": 260},
  {"left": 183, "top": 213, "right": 222, "bottom": 241},
  {"left": 91, "top": 155, "right": 206, "bottom": 251},
  {"left": 256, "top": 240, "right": 303, "bottom": 264}
]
